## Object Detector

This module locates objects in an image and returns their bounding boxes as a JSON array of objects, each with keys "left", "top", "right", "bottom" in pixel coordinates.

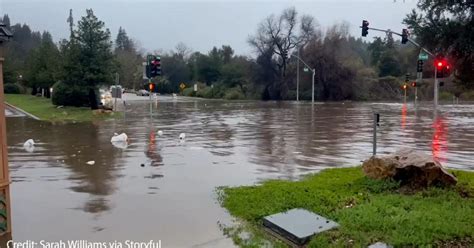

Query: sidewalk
[
  {"left": 4, "top": 103, "right": 25, "bottom": 117},
  {"left": 3, "top": 102, "right": 40, "bottom": 120}
]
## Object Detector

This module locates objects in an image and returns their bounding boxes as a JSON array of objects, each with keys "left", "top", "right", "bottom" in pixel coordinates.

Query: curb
[{"left": 4, "top": 102, "right": 41, "bottom": 120}]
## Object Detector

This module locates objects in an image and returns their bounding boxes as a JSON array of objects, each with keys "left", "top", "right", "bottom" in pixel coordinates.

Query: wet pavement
[
  {"left": 4, "top": 104, "right": 26, "bottom": 117},
  {"left": 5, "top": 96, "right": 474, "bottom": 247}
]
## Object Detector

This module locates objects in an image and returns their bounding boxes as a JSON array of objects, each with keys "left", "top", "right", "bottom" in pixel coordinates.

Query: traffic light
[
  {"left": 444, "top": 64, "right": 451, "bottom": 77},
  {"left": 149, "top": 83, "right": 155, "bottom": 92},
  {"left": 401, "top": 29, "right": 409, "bottom": 44},
  {"left": 361, "top": 20, "right": 369, "bottom": 37},
  {"left": 146, "top": 55, "right": 162, "bottom": 78},
  {"left": 402, "top": 84, "right": 407, "bottom": 90},
  {"left": 416, "top": 60, "right": 423, "bottom": 73},
  {"left": 150, "top": 56, "right": 161, "bottom": 77},
  {"left": 435, "top": 55, "right": 450, "bottom": 78},
  {"left": 411, "top": 82, "right": 417, "bottom": 87},
  {"left": 405, "top": 73, "right": 410, "bottom": 83}
]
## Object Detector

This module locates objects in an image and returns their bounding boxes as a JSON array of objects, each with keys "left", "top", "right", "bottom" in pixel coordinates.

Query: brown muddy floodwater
[{"left": 6, "top": 96, "right": 474, "bottom": 247}]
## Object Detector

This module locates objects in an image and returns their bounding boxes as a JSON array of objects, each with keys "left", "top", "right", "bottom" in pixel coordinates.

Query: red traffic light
[
  {"left": 411, "top": 82, "right": 417, "bottom": 87},
  {"left": 435, "top": 55, "right": 448, "bottom": 69},
  {"left": 149, "top": 83, "right": 155, "bottom": 91},
  {"left": 402, "top": 84, "right": 407, "bottom": 90}
]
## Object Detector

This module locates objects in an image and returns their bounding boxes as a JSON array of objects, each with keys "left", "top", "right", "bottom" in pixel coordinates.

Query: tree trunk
[
  {"left": 44, "top": 87, "right": 51, "bottom": 98},
  {"left": 31, "top": 86, "right": 37, "bottom": 96},
  {"left": 88, "top": 88, "right": 99, "bottom": 110}
]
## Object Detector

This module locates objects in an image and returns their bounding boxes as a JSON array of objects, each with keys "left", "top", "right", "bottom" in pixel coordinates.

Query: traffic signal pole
[
  {"left": 149, "top": 78, "right": 152, "bottom": 118},
  {"left": 362, "top": 26, "right": 438, "bottom": 108},
  {"left": 434, "top": 66, "right": 439, "bottom": 107}
]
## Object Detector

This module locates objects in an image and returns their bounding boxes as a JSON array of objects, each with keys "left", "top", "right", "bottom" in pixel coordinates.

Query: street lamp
[{"left": 289, "top": 54, "right": 316, "bottom": 104}]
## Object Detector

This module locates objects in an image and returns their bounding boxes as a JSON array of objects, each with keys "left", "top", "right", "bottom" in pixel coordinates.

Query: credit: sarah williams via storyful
[{"left": 6, "top": 240, "right": 162, "bottom": 248}]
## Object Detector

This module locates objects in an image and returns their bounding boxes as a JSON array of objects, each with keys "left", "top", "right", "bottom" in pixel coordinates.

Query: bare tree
[
  {"left": 250, "top": 7, "right": 316, "bottom": 77},
  {"left": 174, "top": 42, "right": 192, "bottom": 60},
  {"left": 249, "top": 7, "right": 316, "bottom": 99}
]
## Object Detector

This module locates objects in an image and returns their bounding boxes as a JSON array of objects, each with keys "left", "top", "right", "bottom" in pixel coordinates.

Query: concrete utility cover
[
  {"left": 262, "top": 208, "right": 339, "bottom": 246},
  {"left": 368, "top": 242, "right": 393, "bottom": 248}
]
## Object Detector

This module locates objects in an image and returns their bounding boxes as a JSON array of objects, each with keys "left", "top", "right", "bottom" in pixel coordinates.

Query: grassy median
[
  {"left": 219, "top": 167, "right": 474, "bottom": 247},
  {"left": 4, "top": 94, "right": 118, "bottom": 122}
]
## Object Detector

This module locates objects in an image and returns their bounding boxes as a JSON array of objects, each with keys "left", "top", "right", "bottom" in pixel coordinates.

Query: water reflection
[
  {"left": 401, "top": 103, "right": 407, "bottom": 129},
  {"left": 145, "top": 130, "right": 163, "bottom": 167},
  {"left": 432, "top": 114, "right": 448, "bottom": 162}
]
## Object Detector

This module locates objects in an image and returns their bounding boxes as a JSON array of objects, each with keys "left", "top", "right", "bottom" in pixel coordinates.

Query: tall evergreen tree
[
  {"left": 114, "top": 27, "right": 141, "bottom": 89},
  {"left": 115, "top": 27, "right": 134, "bottom": 52},
  {"left": 73, "top": 9, "right": 114, "bottom": 108},
  {"left": 2, "top": 14, "right": 10, "bottom": 27}
]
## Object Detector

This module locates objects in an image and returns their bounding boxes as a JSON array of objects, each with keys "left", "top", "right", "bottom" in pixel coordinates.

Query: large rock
[{"left": 362, "top": 149, "right": 457, "bottom": 187}]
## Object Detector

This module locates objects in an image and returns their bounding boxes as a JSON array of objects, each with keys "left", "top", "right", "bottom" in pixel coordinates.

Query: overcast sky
[{"left": 0, "top": 0, "right": 418, "bottom": 56}]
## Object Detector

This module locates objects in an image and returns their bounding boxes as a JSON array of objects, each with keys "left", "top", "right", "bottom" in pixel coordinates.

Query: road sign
[
  {"left": 303, "top": 67, "right": 309, "bottom": 72},
  {"left": 179, "top": 83, "right": 186, "bottom": 90},
  {"left": 418, "top": 51, "right": 429, "bottom": 61}
]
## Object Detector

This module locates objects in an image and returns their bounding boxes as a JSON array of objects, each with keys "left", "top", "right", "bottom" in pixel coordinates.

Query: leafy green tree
[
  {"left": 161, "top": 53, "right": 191, "bottom": 92},
  {"left": 404, "top": 0, "right": 473, "bottom": 88},
  {"left": 378, "top": 52, "right": 402, "bottom": 77},
  {"left": 25, "top": 32, "right": 60, "bottom": 98},
  {"left": 368, "top": 37, "right": 403, "bottom": 77}
]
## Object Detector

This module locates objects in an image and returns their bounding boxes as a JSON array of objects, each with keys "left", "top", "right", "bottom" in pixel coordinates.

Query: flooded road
[{"left": 6, "top": 97, "right": 474, "bottom": 247}]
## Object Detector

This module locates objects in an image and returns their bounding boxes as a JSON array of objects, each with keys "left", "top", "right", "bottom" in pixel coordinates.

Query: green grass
[
  {"left": 219, "top": 167, "right": 474, "bottom": 247},
  {"left": 4, "top": 94, "right": 119, "bottom": 122}
]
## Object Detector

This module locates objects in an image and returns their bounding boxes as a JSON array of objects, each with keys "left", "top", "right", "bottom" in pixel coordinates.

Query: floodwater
[{"left": 6, "top": 96, "right": 474, "bottom": 247}]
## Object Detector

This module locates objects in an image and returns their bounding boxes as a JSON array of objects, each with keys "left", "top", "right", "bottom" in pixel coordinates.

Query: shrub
[
  {"left": 224, "top": 87, "right": 245, "bottom": 100},
  {"left": 182, "top": 87, "right": 195, "bottom": 97},
  {"left": 52, "top": 82, "right": 90, "bottom": 107},
  {"left": 286, "top": 90, "right": 297, "bottom": 101},
  {"left": 460, "top": 90, "right": 474, "bottom": 101},
  {"left": 3, "top": 83, "right": 21, "bottom": 94},
  {"left": 439, "top": 91, "right": 454, "bottom": 101},
  {"left": 196, "top": 87, "right": 211, "bottom": 98}
]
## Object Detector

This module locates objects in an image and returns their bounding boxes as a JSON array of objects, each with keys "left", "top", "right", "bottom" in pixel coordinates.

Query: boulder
[{"left": 362, "top": 148, "right": 457, "bottom": 187}]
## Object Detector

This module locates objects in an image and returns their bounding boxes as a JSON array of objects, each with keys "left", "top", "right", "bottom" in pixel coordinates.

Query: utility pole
[
  {"left": 0, "top": 21, "right": 13, "bottom": 237},
  {"left": 290, "top": 54, "right": 316, "bottom": 104},
  {"left": 149, "top": 79, "right": 152, "bottom": 118},
  {"left": 312, "top": 68, "right": 315, "bottom": 104},
  {"left": 114, "top": 73, "right": 119, "bottom": 111},
  {"left": 296, "top": 47, "right": 300, "bottom": 102}
]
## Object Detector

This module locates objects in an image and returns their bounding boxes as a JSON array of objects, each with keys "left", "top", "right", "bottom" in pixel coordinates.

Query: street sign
[
  {"left": 303, "top": 67, "right": 309, "bottom": 72},
  {"left": 179, "top": 83, "right": 186, "bottom": 90},
  {"left": 193, "top": 84, "right": 198, "bottom": 92},
  {"left": 418, "top": 51, "right": 429, "bottom": 61}
]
